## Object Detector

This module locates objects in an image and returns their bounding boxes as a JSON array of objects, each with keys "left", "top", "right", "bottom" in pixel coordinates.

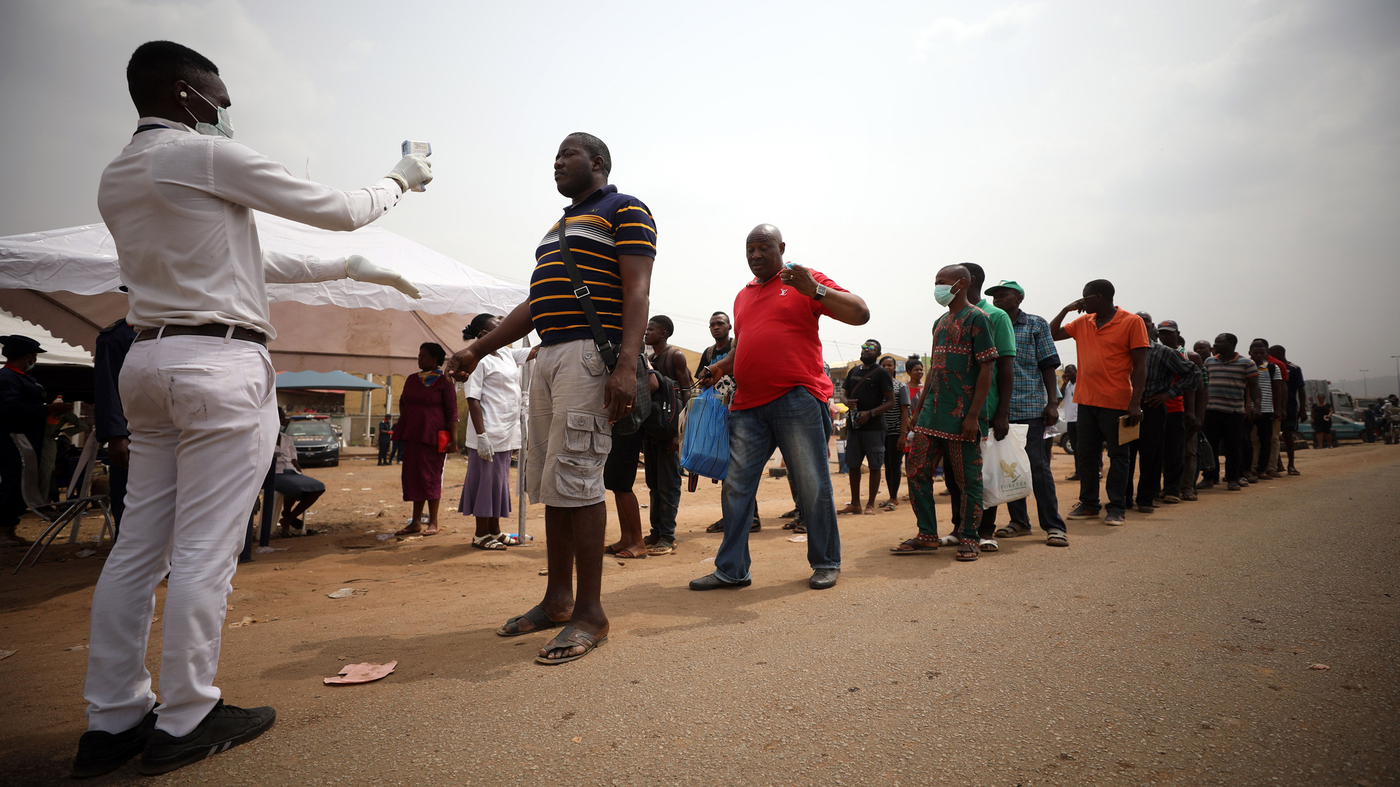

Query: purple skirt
[
  {"left": 458, "top": 450, "right": 512, "bottom": 518},
  {"left": 401, "top": 441, "right": 446, "bottom": 501}
]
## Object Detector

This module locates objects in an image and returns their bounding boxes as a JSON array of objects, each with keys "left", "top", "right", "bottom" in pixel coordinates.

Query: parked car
[
  {"left": 1294, "top": 413, "right": 1365, "bottom": 445},
  {"left": 287, "top": 415, "right": 340, "bottom": 467}
]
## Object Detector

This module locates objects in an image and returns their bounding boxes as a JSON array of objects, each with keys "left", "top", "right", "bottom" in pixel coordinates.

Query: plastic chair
[{"left": 11, "top": 433, "right": 114, "bottom": 573}]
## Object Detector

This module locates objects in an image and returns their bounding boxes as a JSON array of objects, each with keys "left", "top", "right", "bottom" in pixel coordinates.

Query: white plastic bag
[{"left": 981, "top": 423, "right": 1032, "bottom": 506}]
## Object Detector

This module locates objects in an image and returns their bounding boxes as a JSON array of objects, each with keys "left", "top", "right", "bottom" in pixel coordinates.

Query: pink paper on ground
[{"left": 324, "top": 660, "right": 398, "bottom": 684}]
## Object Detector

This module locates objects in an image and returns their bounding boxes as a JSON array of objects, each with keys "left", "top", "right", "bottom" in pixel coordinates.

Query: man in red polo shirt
[
  {"left": 1050, "top": 279, "right": 1149, "bottom": 526},
  {"left": 689, "top": 224, "right": 871, "bottom": 591}
]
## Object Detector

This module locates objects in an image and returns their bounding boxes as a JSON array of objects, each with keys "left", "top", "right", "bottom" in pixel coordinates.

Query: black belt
[{"left": 135, "top": 324, "right": 267, "bottom": 346}]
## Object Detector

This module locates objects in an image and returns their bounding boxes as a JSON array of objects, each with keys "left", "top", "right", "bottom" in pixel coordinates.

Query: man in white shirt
[{"left": 75, "top": 41, "right": 431, "bottom": 778}]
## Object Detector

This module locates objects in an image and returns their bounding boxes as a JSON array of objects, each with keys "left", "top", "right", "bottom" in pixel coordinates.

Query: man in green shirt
[
  {"left": 893, "top": 265, "right": 997, "bottom": 562},
  {"left": 941, "top": 262, "right": 1016, "bottom": 551}
]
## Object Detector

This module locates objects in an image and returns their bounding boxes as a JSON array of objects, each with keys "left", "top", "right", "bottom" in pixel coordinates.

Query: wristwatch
[{"left": 813, "top": 284, "right": 828, "bottom": 300}]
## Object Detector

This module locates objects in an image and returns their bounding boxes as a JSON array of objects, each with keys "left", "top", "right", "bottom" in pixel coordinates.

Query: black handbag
[{"left": 556, "top": 213, "right": 650, "bottom": 435}]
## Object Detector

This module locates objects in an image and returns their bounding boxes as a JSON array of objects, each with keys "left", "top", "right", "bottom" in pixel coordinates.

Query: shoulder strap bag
[{"left": 557, "top": 213, "right": 650, "bottom": 435}]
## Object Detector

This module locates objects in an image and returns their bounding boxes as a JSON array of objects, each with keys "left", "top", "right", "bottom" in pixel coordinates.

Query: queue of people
[{"left": 11, "top": 36, "right": 1356, "bottom": 780}]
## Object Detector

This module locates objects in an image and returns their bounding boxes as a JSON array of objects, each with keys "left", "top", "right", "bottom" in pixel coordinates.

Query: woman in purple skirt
[
  {"left": 458, "top": 315, "right": 534, "bottom": 549},
  {"left": 394, "top": 342, "right": 457, "bottom": 536}
]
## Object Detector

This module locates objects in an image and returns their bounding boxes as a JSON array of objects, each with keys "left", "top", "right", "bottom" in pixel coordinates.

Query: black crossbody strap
[{"left": 556, "top": 213, "right": 614, "bottom": 357}]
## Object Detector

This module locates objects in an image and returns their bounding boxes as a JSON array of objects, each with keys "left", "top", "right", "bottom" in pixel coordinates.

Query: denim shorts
[{"left": 845, "top": 428, "right": 885, "bottom": 470}]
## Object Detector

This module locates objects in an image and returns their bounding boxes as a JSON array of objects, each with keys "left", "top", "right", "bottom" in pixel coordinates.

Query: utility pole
[{"left": 1361, "top": 370, "right": 1369, "bottom": 397}]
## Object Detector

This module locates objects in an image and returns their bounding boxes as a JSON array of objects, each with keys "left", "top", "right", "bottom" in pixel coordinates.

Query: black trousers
[
  {"left": 1202, "top": 410, "right": 1245, "bottom": 483},
  {"left": 1161, "top": 411, "right": 1185, "bottom": 497},
  {"left": 883, "top": 432, "right": 903, "bottom": 500},
  {"left": 0, "top": 449, "right": 25, "bottom": 530},
  {"left": 1064, "top": 422, "right": 1078, "bottom": 456},
  {"left": 1122, "top": 403, "right": 1166, "bottom": 508},
  {"left": 108, "top": 464, "right": 128, "bottom": 538},
  {"left": 377, "top": 443, "right": 391, "bottom": 465}
]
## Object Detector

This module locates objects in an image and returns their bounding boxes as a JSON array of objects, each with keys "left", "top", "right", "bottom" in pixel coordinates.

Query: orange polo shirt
[{"left": 1064, "top": 309, "right": 1150, "bottom": 411}]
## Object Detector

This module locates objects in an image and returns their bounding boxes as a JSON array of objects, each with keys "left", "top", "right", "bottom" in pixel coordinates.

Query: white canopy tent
[{"left": 0, "top": 212, "right": 528, "bottom": 376}]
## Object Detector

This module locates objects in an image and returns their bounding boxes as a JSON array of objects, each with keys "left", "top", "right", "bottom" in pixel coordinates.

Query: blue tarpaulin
[{"left": 275, "top": 370, "right": 383, "bottom": 391}]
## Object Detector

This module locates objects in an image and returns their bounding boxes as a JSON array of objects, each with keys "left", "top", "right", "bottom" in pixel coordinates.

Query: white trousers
[{"left": 84, "top": 335, "right": 277, "bottom": 736}]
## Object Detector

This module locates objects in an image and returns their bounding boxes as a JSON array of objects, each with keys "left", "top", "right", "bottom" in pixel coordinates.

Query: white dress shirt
[
  {"left": 462, "top": 347, "right": 531, "bottom": 452},
  {"left": 97, "top": 117, "right": 405, "bottom": 339}
]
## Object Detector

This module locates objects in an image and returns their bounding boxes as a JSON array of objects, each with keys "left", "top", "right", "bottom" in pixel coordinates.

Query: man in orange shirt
[{"left": 1049, "top": 280, "right": 1149, "bottom": 526}]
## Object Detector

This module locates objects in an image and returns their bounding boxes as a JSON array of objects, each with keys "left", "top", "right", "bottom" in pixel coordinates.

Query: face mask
[
  {"left": 24, "top": 359, "right": 37, "bottom": 372},
  {"left": 933, "top": 284, "right": 960, "bottom": 306},
  {"left": 184, "top": 85, "right": 235, "bottom": 139}
]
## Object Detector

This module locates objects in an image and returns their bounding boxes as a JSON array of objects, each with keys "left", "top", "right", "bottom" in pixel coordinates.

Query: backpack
[{"left": 642, "top": 349, "right": 684, "bottom": 442}]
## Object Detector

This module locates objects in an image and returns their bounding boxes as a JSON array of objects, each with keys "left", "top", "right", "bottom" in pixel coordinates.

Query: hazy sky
[{"left": 1, "top": 0, "right": 1396, "bottom": 380}]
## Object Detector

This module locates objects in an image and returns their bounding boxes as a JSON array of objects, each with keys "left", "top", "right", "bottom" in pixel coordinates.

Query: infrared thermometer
[{"left": 401, "top": 140, "right": 431, "bottom": 191}]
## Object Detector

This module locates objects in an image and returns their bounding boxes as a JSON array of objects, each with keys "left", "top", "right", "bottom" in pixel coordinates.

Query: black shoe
[
  {"left": 688, "top": 573, "right": 750, "bottom": 591},
  {"left": 73, "top": 708, "right": 158, "bottom": 778},
  {"left": 780, "top": 508, "right": 799, "bottom": 519},
  {"left": 140, "top": 700, "right": 276, "bottom": 776},
  {"left": 809, "top": 568, "right": 840, "bottom": 589}
]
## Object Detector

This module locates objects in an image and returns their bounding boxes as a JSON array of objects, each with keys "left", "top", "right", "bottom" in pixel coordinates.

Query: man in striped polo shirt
[
  {"left": 448, "top": 133, "right": 656, "bottom": 665},
  {"left": 1201, "top": 333, "right": 1261, "bottom": 491}
]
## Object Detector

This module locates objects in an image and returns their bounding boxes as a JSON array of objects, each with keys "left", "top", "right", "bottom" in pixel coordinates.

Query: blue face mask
[
  {"left": 184, "top": 85, "right": 235, "bottom": 139},
  {"left": 933, "top": 283, "right": 960, "bottom": 306}
]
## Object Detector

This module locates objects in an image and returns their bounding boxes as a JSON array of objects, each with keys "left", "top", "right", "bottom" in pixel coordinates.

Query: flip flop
[
  {"left": 393, "top": 525, "right": 423, "bottom": 537},
  {"left": 536, "top": 626, "right": 609, "bottom": 665},
  {"left": 646, "top": 540, "right": 676, "bottom": 556},
  {"left": 879, "top": 501, "right": 897, "bottom": 511},
  {"left": 613, "top": 547, "right": 647, "bottom": 559},
  {"left": 497, "top": 605, "right": 568, "bottom": 637},
  {"left": 838, "top": 504, "right": 863, "bottom": 515},
  {"left": 890, "top": 537, "right": 938, "bottom": 554}
]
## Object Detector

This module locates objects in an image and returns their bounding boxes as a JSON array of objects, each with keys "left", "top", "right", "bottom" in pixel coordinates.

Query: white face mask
[
  {"left": 933, "top": 283, "right": 961, "bottom": 306},
  {"left": 184, "top": 85, "right": 235, "bottom": 139}
]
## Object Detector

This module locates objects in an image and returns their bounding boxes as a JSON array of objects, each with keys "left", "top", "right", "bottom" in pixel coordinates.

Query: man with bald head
[{"left": 690, "top": 224, "right": 870, "bottom": 591}]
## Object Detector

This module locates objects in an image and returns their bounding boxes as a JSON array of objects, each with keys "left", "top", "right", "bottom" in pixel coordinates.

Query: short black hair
[
  {"left": 864, "top": 339, "right": 882, "bottom": 354},
  {"left": 126, "top": 41, "right": 219, "bottom": 107},
  {"left": 1250, "top": 337, "right": 1269, "bottom": 349},
  {"left": 465, "top": 313, "right": 496, "bottom": 339},
  {"left": 1270, "top": 344, "right": 1286, "bottom": 357},
  {"left": 648, "top": 315, "right": 674, "bottom": 337},
  {"left": 963, "top": 262, "right": 986, "bottom": 290},
  {"left": 567, "top": 132, "right": 611, "bottom": 178},
  {"left": 421, "top": 342, "right": 446, "bottom": 365},
  {"left": 710, "top": 311, "right": 730, "bottom": 322},
  {"left": 905, "top": 357, "right": 924, "bottom": 373},
  {"left": 878, "top": 355, "right": 896, "bottom": 367},
  {"left": 1218, "top": 333, "right": 1238, "bottom": 348},
  {"left": 1084, "top": 279, "right": 1115, "bottom": 300}
]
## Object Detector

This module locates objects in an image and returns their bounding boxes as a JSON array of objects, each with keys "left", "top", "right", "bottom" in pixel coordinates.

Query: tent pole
[{"left": 517, "top": 337, "right": 531, "bottom": 540}]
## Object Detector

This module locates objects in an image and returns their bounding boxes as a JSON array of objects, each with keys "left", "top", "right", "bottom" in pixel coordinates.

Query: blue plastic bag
[{"left": 680, "top": 386, "right": 729, "bottom": 480}]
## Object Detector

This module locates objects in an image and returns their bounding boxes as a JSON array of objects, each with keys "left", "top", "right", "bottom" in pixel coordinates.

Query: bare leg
[
  {"left": 1284, "top": 430, "right": 1297, "bottom": 470},
  {"left": 606, "top": 492, "right": 646, "bottom": 555},
  {"left": 398, "top": 501, "right": 426, "bottom": 535},
  {"left": 474, "top": 515, "right": 501, "bottom": 538},
  {"left": 424, "top": 498, "right": 441, "bottom": 534},
  {"left": 539, "top": 503, "right": 608, "bottom": 661}
]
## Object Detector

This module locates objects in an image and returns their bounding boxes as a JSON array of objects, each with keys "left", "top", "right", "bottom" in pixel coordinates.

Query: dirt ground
[{"left": 1, "top": 442, "right": 1397, "bottom": 786}]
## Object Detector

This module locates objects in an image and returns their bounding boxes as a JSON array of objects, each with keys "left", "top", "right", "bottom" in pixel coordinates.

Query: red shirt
[
  {"left": 1268, "top": 355, "right": 1288, "bottom": 382},
  {"left": 731, "top": 267, "right": 846, "bottom": 410}
]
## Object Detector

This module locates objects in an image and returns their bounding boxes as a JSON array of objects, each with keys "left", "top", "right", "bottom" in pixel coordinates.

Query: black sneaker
[
  {"left": 140, "top": 700, "right": 276, "bottom": 776},
  {"left": 72, "top": 708, "right": 158, "bottom": 778}
]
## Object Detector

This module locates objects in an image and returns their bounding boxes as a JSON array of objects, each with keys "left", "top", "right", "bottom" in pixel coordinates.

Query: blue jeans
[
  {"left": 1004, "top": 418, "right": 1066, "bottom": 533},
  {"left": 714, "top": 387, "right": 839, "bottom": 583}
]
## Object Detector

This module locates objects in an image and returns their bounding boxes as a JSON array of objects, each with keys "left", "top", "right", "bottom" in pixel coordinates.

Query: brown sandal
[{"left": 890, "top": 537, "right": 938, "bottom": 554}]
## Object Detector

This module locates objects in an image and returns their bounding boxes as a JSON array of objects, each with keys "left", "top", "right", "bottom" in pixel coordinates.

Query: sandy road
[{"left": 1, "top": 444, "right": 1396, "bottom": 786}]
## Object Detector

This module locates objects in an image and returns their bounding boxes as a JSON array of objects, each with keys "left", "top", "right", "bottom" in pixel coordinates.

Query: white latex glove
[
  {"left": 345, "top": 255, "right": 422, "bottom": 299},
  {"left": 476, "top": 434, "right": 495, "bottom": 462},
  {"left": 386, "top": 154, "right": 433, "bottom": 192}
]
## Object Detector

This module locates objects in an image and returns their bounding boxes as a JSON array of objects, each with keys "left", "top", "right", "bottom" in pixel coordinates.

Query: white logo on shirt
[{"left": 780, "top": 288, "right": 789, "bottom": 296}]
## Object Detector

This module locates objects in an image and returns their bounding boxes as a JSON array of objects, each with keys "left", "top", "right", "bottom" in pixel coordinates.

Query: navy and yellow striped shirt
[{"left": 530, "top": 185, "right": 657, "bottom": 346}]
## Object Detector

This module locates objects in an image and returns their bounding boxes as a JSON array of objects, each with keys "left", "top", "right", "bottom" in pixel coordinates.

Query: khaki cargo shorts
[{"left": 525, "top": 339, "right": 613, "bottom": 507}]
